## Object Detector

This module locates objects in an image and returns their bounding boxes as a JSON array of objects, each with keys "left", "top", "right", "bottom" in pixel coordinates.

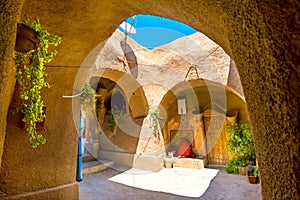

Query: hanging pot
[
  {"left": 248, "top": 176, "right": 258, "bottom": 184},
  {"left": 21, "top": 106, "right": 47, "bottom": 130},
  {"left": 15, "top": 23, "right": 39, "bottom": 53}
]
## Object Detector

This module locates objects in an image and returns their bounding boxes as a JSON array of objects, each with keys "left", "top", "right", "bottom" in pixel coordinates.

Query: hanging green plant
[
  {"left": 150, "top": 108, "right": 160, "bottom": 128},
  {"left": 14, "top": 16, "right": 62, "bottom": 148},
  {"left": 80, "top": 83, "right": 96, "bottom": 114},
  {"left": 108, "top": 110, "right": 115, "bottom": 133},
  {"left": 149, "top": 107, "right": 163, "bottom": 139},
  {"left": 108, "top": 105, "right": 126, "bottom": 133}
]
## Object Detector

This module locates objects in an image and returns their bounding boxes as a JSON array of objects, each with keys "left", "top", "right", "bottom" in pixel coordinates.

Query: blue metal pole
[{"left": 76, "top": 109, "right": 84, "bottom": 182}]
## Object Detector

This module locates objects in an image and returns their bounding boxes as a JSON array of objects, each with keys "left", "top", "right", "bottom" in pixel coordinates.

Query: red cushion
[{"left": 177, "top": 141, "right": 191, "bottom": 157}]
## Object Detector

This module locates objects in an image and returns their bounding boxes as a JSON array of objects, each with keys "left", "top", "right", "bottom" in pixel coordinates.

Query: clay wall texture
[
  {"left": 0, "top": 67, "right": 79, "bottom": 198},
  {"left": 0, "top": 0, "right": 299, "bottom": 199},
  {"left": 0, "top": 0, "right": 23, "bottom": 169}
]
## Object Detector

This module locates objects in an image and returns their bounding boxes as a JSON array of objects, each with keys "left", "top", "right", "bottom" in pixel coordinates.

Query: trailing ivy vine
[{"left": 14, "top": 16, "right": 62, "bottom": 148}]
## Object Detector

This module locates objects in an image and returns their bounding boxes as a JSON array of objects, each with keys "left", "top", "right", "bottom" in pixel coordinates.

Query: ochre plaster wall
[
  {"left": 0, "top": 0, "right": 23, "bottom": 169},
  {"left": 0, "top": 0, "right": 299, "bottom": 199},
  {"left": 160, "top": 80, "right": 249, "bottom": 124},
  {"left": 0, "top": 67, "right": 79, "bottom": 199},
  {"left": 226, "top": 2, "right": 300, "bottom": 199}
]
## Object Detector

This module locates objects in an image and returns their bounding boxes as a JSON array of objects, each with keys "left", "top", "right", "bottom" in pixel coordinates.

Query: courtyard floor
[{"left": 79, "top": 165, "right": 262, "bottom": 200}]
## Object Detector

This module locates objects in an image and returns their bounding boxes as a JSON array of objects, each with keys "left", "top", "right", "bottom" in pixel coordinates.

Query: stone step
[
  {"left": 82, "top": 153, "right": 97, "bottom": 163},
  {"left": 82, "top": 160, "right": 114, "bottom": 174},
  {"left": 171, "top": 158, "right": 206, "bottom": 169}
]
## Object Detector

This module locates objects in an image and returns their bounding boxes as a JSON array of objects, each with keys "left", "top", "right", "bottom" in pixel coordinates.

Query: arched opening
[
  {"left": 90, "top": 14, "right": 240, "bottom": 173},
  {"left": 0, "top": 1, "right": 298, "bottom": 199},
  {"left": 78, "top": 14, "right": 258, "bottom": 198},
  {"left": 159, "top": 79, "right": 249, "bottom": 167},
  {"left": 85, "top": 69, "right": 149, "bottom": 167}
]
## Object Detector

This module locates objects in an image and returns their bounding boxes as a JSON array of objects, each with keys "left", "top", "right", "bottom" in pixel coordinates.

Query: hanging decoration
[{"left": 14, "top": 15, "right": 62, "bottom": 148}]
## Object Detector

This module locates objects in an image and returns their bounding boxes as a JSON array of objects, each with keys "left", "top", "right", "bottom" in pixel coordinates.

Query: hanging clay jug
[{"left": 15, "top": 23, "right": 39, "bottom": 53}]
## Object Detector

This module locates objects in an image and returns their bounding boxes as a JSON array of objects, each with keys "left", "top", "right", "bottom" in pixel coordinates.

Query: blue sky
[{"left": 118, "top": 14, "right": 197, "bottom": 50}]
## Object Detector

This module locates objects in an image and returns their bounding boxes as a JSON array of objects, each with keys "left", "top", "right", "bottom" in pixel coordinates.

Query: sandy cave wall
[
  {"left": 0, "top": 0, "right": 298, "bottom": 199},
  {"left": 0, "top": 0, "right": 23, "bottom": 169},
  {"left": 225, "top": 2, "right": 300, "bottom": 199},
  {"left": 0, "top": 67, "right": 79, "bottom": 198}
]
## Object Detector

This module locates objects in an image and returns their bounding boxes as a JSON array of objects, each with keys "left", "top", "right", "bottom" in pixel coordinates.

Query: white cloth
[{"left": 109, "top": 167, "right": 218, "bottom": 198}]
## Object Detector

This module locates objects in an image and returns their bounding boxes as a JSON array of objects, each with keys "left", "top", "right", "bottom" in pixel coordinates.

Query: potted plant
[
  {"left": 247, "top": 166, "right": 259, "bottom": 184},
  {"left": 14, "top": 16, "right": 62, "bottom": 148},
  {"left": 254, "top": 167, "right": 260, "bottom": 181}
]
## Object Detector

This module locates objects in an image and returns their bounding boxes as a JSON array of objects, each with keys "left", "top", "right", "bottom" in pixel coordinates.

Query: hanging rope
[
  {"left": 184, "top": 45, "right": 220, "bottom": 80},
  {"left": 184, "top": 66, "right": 200, "bottom": 80}
]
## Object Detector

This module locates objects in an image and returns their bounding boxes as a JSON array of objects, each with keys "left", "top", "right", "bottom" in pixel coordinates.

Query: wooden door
[{"left": 204, "top": 113, "right": 231, "bottom": 165}]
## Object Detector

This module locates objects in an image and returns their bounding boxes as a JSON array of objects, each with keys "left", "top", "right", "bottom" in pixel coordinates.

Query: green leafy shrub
[
  {"left": 226, "top": 123, "right": 256, "bottom": 161},
  {"left": 239, "top": 159, "right": 248, "bottom": 167},
  {"left": 225, "top": 159, "right": 248, "bottom": 174},
  {"left": 225, "top": 159, "right": 239, "bottom": 174},
  {"left": 225, "top": 123, "right": 256, "bottom": 174}
]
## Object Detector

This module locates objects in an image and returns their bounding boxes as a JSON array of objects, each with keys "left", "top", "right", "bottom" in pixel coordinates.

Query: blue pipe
[{"left": 76, "top": 109, "right": 84, "bottom": 182}]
